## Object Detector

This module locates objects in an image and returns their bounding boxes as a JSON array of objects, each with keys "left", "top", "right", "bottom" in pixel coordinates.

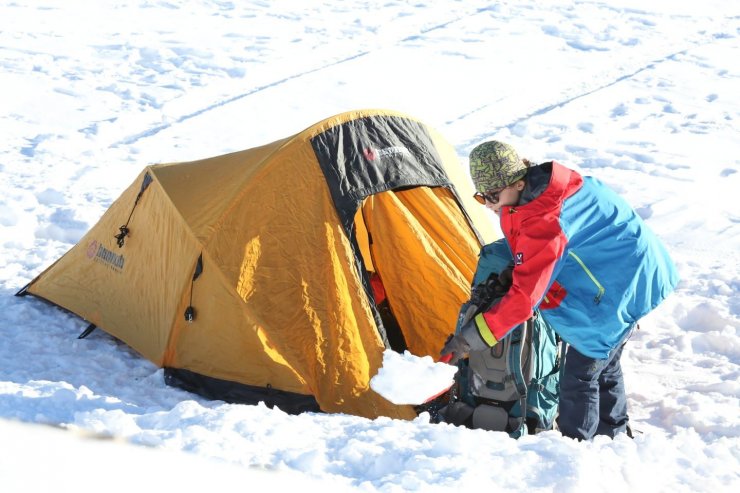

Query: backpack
[{"left": 434, "top": 239, "right": 563, "bottom": 438}]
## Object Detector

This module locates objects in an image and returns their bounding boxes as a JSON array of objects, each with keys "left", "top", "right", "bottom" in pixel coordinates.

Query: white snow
[
  {"left": 370, "top": 350, "right": 458, "bottom": 405},
  {"left": 1, "top": 1, "right": 739, "bottom": 492}
]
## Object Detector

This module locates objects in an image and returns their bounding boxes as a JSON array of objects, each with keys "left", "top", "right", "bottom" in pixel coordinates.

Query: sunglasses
[{"left": 473, "top": 187, "right": 507, "bottom": 205}]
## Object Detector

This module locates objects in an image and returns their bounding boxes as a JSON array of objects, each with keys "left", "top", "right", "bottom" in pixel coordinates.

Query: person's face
[{"left": 474, "top": 180, "right": 525, "bottom": 215}]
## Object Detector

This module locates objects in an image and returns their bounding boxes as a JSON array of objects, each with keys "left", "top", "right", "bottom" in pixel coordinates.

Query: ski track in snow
[
  {"left": 113, "top": 3, "right": 731, "bottom": 152},
  {"left": 453, "top": 38, "right": 728, "bottom": 149},
  {"left": 114, "top": 4, "right": 497, "bottom": 147},
  {"left": 449, "top": 11, "right": 738, "bottom": 150}
]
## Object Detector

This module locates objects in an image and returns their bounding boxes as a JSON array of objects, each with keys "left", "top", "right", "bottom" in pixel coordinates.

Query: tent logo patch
[
  {"left": 515, "top": 252, "right": 524, "bottom": 265},
  {"left": 87, "top": 239, "right": 125, "bottom": 271},
  {"left": 363, "top": 146, "right": 411, "bottom": 162}
]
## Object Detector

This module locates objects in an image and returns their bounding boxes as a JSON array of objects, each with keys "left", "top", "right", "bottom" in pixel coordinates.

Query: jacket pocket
[
  {"left": 567, "top": 251, "right": 605, "bottom": 304},
  {"left": 541, "top": 280, "right": 567, "bottom": 310}
]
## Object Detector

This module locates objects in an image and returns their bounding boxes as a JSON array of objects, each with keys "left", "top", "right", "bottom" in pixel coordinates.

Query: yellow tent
[{"left": 18, "top": 109, "right": 496, "bottom": 419}]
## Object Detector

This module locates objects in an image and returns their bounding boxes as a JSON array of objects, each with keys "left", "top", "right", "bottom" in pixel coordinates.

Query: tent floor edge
[{"left": 163, "top": 367, "right": 322, "bottom": 415}]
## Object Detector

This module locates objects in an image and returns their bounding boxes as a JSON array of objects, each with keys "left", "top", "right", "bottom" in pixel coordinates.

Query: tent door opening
[
  {"left": 353, "top": 186, "right": 481, "bottom": 358},
  {"left": 355, "top": 197, "right": 407, "bottom": 353}
]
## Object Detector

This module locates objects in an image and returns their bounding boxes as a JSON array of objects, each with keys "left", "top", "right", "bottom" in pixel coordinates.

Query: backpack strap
[{"left": 507, "top": 322, "right": 530, "bottom": 436}]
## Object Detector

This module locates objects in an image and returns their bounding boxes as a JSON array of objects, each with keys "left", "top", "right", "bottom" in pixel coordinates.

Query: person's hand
[
  {"left": 441, "top": 314, "right": 501, "bottom": 364},
  {"left": 440, "top": 334, "right": 471, "bottom": 365}
]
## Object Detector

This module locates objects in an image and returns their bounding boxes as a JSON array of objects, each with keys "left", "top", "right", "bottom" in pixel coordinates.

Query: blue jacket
[{"left": 475, "top": 162, "right": 679, "bottom": 358}]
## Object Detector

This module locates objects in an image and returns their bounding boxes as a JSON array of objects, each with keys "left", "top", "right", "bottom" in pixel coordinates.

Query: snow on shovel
[{"left": 370, "top": 349, "right": 458, "bottom": 406}]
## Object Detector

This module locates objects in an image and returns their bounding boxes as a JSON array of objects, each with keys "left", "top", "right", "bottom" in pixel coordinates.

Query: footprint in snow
[
  {"left": 610, "top": 103, "right": 627, "bottom": 118},
  {"left": 577, "top": 122, "right": 594, "bottom": 133}
]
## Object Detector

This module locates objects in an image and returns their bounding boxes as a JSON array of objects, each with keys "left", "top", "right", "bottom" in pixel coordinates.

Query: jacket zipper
[
  {"left": 508, "top": 207, "right": 517, "bottom": 237},
  {"left": 568, "top": 251, "right": 605, "bottom": 304}
]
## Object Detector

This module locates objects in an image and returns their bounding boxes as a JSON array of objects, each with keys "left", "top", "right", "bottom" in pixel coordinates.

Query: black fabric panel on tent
[
  {"left": 311, "top": 115, "right": 464, "bottom": 351},
  {"left": 311, "top": 115, "right": 451, "bottom": 236},
  {"left": 164, "top": 368, "right": 322, "bottom": 415}
]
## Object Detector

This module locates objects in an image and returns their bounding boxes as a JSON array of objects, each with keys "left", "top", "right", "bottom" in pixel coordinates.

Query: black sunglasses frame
[{"left": 473, "top": 187, "right": 506, "bottom": 205}]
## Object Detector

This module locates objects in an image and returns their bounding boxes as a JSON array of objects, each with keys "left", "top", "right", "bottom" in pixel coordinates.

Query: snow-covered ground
[{"left": 1, "top": 1, "right": 738, "bottom": 491}]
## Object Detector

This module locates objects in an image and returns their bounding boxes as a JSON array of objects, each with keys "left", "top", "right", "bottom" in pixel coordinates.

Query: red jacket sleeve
[{"left": 480, "top": 212, "right": 567, "bottom": 341}]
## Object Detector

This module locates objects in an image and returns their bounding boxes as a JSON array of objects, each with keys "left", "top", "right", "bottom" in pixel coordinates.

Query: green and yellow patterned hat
[{"left": 469, "top": 141, "right": 527, "bottom": 192}]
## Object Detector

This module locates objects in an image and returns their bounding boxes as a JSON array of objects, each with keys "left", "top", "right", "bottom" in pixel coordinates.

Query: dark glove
[
  {"left": 469, "top": 265, "right": 514, "bottom": 310},
  {"left": 497, "top": 265, "right": 514, "bottom": 292},
  {"left": 440, "top": 334, "right": 471, "bottom": 365}
]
